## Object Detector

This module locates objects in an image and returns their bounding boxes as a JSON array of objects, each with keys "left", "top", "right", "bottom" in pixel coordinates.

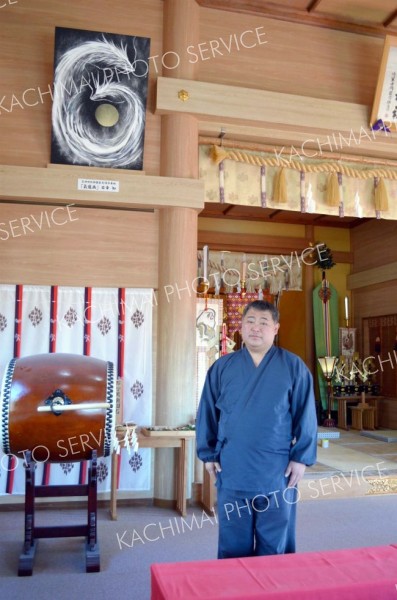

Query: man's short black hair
[{"left": 242, "top": 300, "right": 279, "bottom": 323}]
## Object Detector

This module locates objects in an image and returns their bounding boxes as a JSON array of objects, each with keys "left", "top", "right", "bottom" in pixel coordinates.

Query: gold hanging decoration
[
  {"left": 374, "top": 178, "right": 389, "bottom": 211},
  {"left": 326, "top": 172, "right": 340, "bottom": 207},
  {"left": 273, "top": 168, "right": 288, "bottom": 203}
]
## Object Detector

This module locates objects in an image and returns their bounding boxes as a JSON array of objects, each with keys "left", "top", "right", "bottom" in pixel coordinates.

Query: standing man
[{"left": 196, "top": 300, "right": 317, "bottom": 558}]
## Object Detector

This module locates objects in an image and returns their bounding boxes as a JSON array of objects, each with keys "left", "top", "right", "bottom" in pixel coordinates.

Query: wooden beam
[
  {"left": 307, "top": 0, "right": 323, "bottom": 13},
  {"left": 198, "top": 230, "right": 353, "bottom": 263},
  {"left": 348, "top": 262, "right": 397, "bottom": 290},
  {"left": 198, "top": 230, "right": 309, "bottom": 254},
  {"left": 157, "top": 76, "right": 368, "bottom": 134},
  {"left": 197, "top": 0, "right": 397, "bottom": 38},
  {"left": 198, "top": 121, "right": 397, "bottom": 161},
  {"left": 199, "top": 203, "right": 368, "bottom": 230},
  {"left": 0, "top": 165, "right": 204, "bottom": 211},
  {"left": 158, "top": 77, "right": 397, "bottom": 160},
  {"left": 384, "top": 9, "right": 397, "bottom": 28}
]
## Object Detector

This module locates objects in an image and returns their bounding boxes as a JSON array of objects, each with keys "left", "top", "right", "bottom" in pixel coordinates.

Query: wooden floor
[
  {"left": 300, "top": 428, "right": 397, "bottom": 501},
  {"left": 310, "top": 429, "right": 397, "bottom": 473}
]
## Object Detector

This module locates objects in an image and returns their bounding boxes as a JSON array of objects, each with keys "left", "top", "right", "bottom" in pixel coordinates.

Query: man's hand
[
  {"left": 285, "top": 460, "right": 306, "bottom": 487},
  {"left": 205, "top": 461, "right": 221, "bottom": 482}
]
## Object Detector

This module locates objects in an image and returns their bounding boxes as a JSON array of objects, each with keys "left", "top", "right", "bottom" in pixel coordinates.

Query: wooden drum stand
[{"left": 19, "top": 450, "right": 100, "bottom": 576}]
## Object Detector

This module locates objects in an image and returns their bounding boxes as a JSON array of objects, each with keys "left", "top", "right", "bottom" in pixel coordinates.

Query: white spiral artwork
[{"left": 51, "top": 27, "right": 150, "bottom": 170}]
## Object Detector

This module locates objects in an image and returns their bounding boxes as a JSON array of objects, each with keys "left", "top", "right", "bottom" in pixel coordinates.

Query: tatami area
[{"left": 300, "top": 428, "right": 397, "bottom": 501}]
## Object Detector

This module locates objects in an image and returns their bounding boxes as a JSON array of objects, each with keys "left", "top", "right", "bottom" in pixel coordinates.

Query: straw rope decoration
[
  {"left": 209, "top": 144, "right": 397, "bottom": 212},
  {"left": 210, "top": 144, "right": 397, "bottom": 179}
]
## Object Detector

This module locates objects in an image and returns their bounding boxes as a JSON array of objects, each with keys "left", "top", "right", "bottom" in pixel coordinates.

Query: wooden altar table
[
  {"left": 333, "top": 395, "right": 384, "bottom": 430},
  {"left": 151, "top": 545, "right": 397, "bottom": 599},
  {"left": 110, "top": 430, "right": 195, "bottom": 520},
  {"left": 201, "top": 467, "right": 217, "bottom": 514}
]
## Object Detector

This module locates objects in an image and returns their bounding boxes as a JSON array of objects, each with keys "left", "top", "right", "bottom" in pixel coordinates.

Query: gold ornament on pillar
[{"left": 178, "top": 89, "right": 189, "bottom": 102}]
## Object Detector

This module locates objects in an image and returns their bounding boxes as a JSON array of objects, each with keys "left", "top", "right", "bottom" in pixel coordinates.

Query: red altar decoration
[{"left": 225, "top": 291, "right": 273, "bottom": 338}]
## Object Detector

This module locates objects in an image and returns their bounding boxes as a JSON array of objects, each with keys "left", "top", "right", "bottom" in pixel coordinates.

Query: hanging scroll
[
  {"left": 370, "top": 35, "right": 397, "bottom": 133},
  {"left": 195, "top": 298, "right": 223, "bottom": 410}
]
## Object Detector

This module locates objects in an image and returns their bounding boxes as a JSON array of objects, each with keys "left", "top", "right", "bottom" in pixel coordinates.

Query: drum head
[{"left": 1, "top": 353, "right": 116, "bottom": 462}]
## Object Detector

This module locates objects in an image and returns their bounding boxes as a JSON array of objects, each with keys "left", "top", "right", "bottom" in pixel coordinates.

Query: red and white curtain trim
[{"left": 0, "top": 284, "right": 153, "bottom": 495}]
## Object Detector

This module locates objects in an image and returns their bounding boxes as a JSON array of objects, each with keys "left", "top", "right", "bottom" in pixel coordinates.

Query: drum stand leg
[
  {"left": 18, "top": 451, "right": 38, "bottom": 576},
  {"left": 86, "top": 452, "right": 100, "bottom": 573},
  {"left": 18, "top": 450, "right": 100, "bottom": 576}
]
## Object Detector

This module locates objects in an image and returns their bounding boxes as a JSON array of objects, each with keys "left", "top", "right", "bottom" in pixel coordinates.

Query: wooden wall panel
[
  {"left": 0, "top": 0, "right": 387, "bottom": 176},
  {"left": 0, "top": 0, "right": 163, "bottom": 173},
  {"left": 351, "top": 220, "right": 397, "bottom": 363},
  {"left": 0, "top": 203, "right": 159, "bottom": 288},
  {"left": 378, "top": 398, "right": 397, "bottom": 429},
  {"left": 354, "top": 280, "right": 397, "bottom": 316},
  {"left": 353, "top": 283, "right": 397, "bottom": 363},
  {"left": 277, "top": 290, "right": 306, "bottom": 362},
  {"left": 198, "top": 7, "right": 383, "bottom": 105},
  {"left": 351, "top": 220, "right": 397, "bottom": 273},
  {"left": 351, "top": 221, "right": 397, "bottom": 376}
]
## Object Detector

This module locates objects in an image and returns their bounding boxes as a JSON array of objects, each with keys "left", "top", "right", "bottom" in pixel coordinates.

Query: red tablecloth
[{"left": 151, "top": 545, "right": 397, "bottom": 599}]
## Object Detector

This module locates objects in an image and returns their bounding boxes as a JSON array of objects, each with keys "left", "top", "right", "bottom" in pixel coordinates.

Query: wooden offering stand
[
  {"left": 18, "top": 450, "right": 100, "bottom": 576},
  {"left": 349, "top": 391, "right": 376, "bottom": 431}
]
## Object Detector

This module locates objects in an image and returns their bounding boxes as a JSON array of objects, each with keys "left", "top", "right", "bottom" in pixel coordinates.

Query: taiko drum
[{"left": 0, "top": 353, "right": 115, "bottom": 462}]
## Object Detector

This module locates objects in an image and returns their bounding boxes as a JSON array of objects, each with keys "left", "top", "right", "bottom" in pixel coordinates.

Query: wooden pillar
[
  {"left": 154, "top": 0, "right": 200, "bottom": 502},
  {"left": 305, "top": 225, "right": 315, "bottom": 374}
]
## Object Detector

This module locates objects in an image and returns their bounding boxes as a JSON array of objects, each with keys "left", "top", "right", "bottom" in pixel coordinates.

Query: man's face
[{"left": 241, "top": 308, "right": 279, "bottom": 354}]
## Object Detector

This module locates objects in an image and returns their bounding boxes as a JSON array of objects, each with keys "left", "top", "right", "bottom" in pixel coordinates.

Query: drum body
[{"left": 0, "top": 353, "right": 115, "bottom": 462}]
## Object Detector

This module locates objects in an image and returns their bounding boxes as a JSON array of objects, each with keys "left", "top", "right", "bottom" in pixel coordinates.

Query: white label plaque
[{"left": 77, "top": 178, "right": 120, "bottom": 192}]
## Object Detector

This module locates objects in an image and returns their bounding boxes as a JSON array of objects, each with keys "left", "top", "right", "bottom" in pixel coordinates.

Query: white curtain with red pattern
[{"left": 0, "top": 284, "right": 153, "bottom": 496}]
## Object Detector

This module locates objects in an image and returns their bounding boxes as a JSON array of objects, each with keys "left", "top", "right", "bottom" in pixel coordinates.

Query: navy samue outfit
[{"left": 196, "top": 345, "right": 317, "bottom": 558}]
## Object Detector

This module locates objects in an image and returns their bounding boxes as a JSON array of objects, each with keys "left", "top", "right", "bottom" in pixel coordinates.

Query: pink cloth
[{"left": 151, "top": 545, "right": 397, "bottom": 599}]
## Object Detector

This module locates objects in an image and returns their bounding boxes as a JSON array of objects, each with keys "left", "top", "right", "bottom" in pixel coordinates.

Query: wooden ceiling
[
  {"left": 200, "top": 202, "right": 369, "bottom": 228},
  {"left": 197, "top": 0, "right": 397, "bottom": 37}
]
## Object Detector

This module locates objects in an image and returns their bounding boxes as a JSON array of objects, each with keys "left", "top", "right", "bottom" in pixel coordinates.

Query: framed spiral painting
[{"left": 51, "top": 27, "right": 150, "bottom": 170}]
